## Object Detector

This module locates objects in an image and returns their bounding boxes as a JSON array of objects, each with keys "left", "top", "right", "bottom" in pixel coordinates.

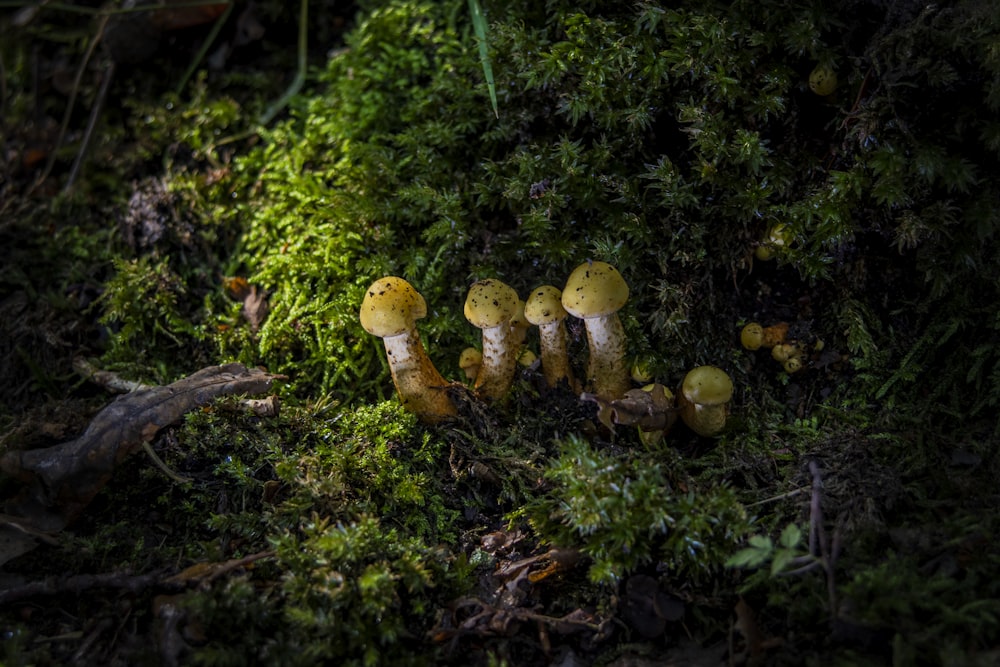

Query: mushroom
[
  {"left": 359, "top": 277, "right": 457, "bottom": 423},
  {"left": 459, "top": 347, "right": 483, "bottom": 382},
  {"left": 523, "top": 285, "right": 576, "bottom": 391},
  {"left": 678, "top": 366, "right": 733, "bottom": 437},
  {"left": 808, "top": 64, "right": 838, "bottom": 96},
  {"left": 631, "top": 361, "right": 654, "bottom": 385},
  {"left": 771, "top": 342, "right": 806, "bottom": 373},
  {"left": 740, "top": 322, "right": 789, "bottom": 350},
  {"left": 562, "top": 261, "right": 630, "bottom": 400},
  {"left": 754, "top": 224, "right": 791, "bottom": 261},
  {"left": 464, "top": 279, "right": 519, "bottom": 401},
  {"left": 510, "top": 299, "right": 530, "bottom": 348}
]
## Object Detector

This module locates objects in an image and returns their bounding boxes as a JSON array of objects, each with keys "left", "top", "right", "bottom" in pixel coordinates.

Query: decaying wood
[{"left": 0, "top": 363, "right": 284, "bottom": 542}]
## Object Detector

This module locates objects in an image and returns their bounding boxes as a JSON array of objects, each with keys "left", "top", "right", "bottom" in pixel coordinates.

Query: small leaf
[
  {"left": 771, "top": 549, "right": 794, "bottom": 575},
  {"left": 779, "top": 523, "right": 802, "bottom": 549}
]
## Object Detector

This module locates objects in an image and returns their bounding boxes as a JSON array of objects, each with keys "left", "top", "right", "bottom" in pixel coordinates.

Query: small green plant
[
  {"left": 726, "top": 523, "right": 809, "bottom": 575},
  {"left": 525, "top": 435, "right": 751, "bottom": 584}
]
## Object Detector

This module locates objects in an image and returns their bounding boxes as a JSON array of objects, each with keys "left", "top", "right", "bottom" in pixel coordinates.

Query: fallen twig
[{"left": 0, "top": 363, "right": 285, "bottom": 566}]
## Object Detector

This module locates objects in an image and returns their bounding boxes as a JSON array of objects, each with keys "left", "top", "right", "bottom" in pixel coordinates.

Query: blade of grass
[{"left": 467, "top": 0, "right": 498, "bottom": 118}]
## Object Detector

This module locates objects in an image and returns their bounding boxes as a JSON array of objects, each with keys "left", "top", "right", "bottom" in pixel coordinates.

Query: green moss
[
  {"left": 525, "top": 435, "right": 751, "bottom": 584},
  {"left": 5, "top": 0, "right": 1000, "bottom": 663}
]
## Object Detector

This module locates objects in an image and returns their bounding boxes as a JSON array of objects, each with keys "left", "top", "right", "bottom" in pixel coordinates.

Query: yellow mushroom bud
[
  {"left": 783, "top": 356, "right": 804, "bottom": 374},
  {"left": 809, "top": 64, "right": 838, "bottom": 96},
  {"left": 679, "top": 366, "right": 733, "bottom": 437},
  {"left": 459, "top": 347, "right": 483, "bottom": 382},
  {"left": 740, "top": 323, "right": 765, "bottom": 351},
  {"left": 754, "top": 224, "right": 791, "bottom": 261},
  {"left": 631, "top": 361, "right": 654, "bottom": 385},
  {"left": 771, "top": 343, "right": 796, "bottom": 363}
]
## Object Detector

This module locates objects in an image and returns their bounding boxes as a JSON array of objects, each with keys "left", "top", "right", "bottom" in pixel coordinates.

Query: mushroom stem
[
  {"left": 477, "top": 324, "right": 517, "bottom": 401},
  {"left": 583, "top": 314, "right": 630, "bottom": 400},
  {"left": 380, "top": 332, "right": 456, "bottom": 423},
  {"left": 536, "top": 320, "right": 575, "bottom": 390}
]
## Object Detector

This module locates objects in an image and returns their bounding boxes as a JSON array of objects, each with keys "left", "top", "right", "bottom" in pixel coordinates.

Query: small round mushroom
[
  {"left": 459, "top": 347, "right": 483, "bottom": 382},
  {"left": 360, "top": 277, "right": 456, "bottom": 423},
  {"left": 523, "top": 285, "right": 576, "bottom": 391},
  {"left": 678, "top": 366, "right": 733, "bottom": 437},
  {"left": 562, "top": 261, "right": 630, "bottom": 400},
  {"left": 740, "top": 322, "right": 789, "bottom": 350},
  {"left": 510, "top": 299, "right": 530, "bottom": 349},
  {"left": 464, "top": 279, "right": 519, "bottom": 401},
  {"left": 754, "top": 224, "right": 791, "bottom": 261},
  {"left": 808, "top": 64, "right": 838, "bottom": 96}
]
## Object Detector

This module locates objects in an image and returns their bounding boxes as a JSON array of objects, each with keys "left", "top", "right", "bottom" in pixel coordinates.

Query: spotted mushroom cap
[
  {"left": 562, "top": 261, "right": 629, "bottom": 319},
  {"left": 464, "top": 279, "right": 519, "bottom": 329},
  {"left": 681, "top": 366, "right": 734, "bottom": 406},
  {"left": 359, "top": 276, "right": 427, "bottom": 338},
  {"left": 523, "top": 285, "right": 567, "bottom": 326}
]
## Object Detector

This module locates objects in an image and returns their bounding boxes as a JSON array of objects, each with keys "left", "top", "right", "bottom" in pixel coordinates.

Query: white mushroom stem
[
  {"left": 536, "top": 320, "right": 575, "bottom": 391},
  {"left": 476, "top": 324, "right": 518, "bottom": 401},
  {"left": 583, "top": 314, "right": 630, "bottom": 400},
  {"left": 382, "top": 330, "right": 456, "bottom": 423}
]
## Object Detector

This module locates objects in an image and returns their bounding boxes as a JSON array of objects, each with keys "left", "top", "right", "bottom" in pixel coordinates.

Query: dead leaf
[
  {"left": 0, "top": 363, "right": 284, "bottom": 565},
  {"left": 224, "top": 277, "right": 269, "bottom": 332},
  {"left": 581, "top": 384, "right": 677, "bottom": 434}
]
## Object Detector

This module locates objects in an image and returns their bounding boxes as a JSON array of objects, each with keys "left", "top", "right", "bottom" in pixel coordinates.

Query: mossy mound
[{"left": 2, "top": 0, "right": 1000, "bottom": 665}]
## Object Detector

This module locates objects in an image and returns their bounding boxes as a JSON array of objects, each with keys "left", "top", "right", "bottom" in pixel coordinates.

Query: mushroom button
[
  {"left": 359, "top": 276, "right": 456, "bottom": 423},
  {"left": 678, "top": 365, "right": 733, "bottom": 437}
]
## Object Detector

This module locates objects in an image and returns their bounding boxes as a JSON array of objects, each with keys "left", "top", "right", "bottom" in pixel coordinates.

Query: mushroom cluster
[
  {"left": 358, "top": 262, "right": 736, "bottom": 439},
  {"left": 741, "top": 321, "right": 821, "bottom": 374}
]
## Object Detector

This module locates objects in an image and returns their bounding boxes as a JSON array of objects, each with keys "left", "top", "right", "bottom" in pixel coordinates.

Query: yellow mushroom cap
[
  {"left": 741, "top": 323, "right": 764, "bottom": 351},
  {"left": 459, "top": 347, "right": 483, "bottom": 379},
  {"left": 464, "top": 279, "right": 518, "bottom": 328},
  {"left": 561, "top": 261, "right": 629, "bottom": 319},
  {"left": 808, "top": 64, "right": 838, "bottom": 96},
  {"left": 523, "top": 285, "right": 567, "bottom": 326},
  {"left": 682, "top": 366, "right": 734, "bottom": 406},
  {"left": 360, "top": 276, "right": 427, "bottom": 337}
]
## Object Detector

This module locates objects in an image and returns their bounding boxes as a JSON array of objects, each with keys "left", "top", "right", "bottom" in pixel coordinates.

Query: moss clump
[
  {"left": 525, "top": 435, "right": 751, "bottom": 585},
  {"left": 187, "top": 516, "right": 462, "bottom": 667}
]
